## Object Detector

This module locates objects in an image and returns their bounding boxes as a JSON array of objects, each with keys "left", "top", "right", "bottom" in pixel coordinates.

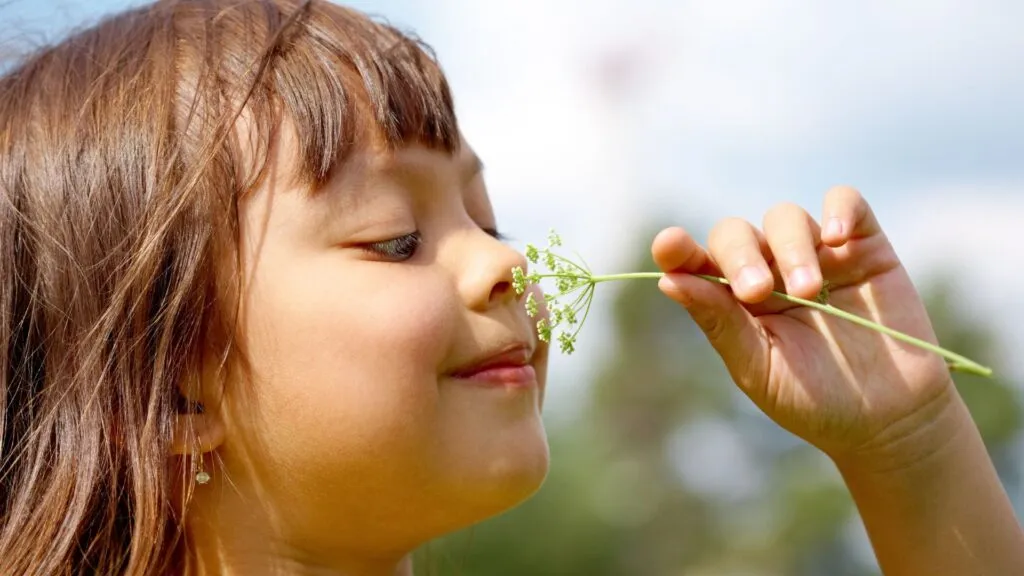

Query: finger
[
  {"left": 651, "top": 226, "right": 718, "bottom": 275},
  {"left": 658, "top": 272, "right": 769, "bottom": 391},
  {"left": 821, "top": 185, "right": 882, "bottom": 247},
  {"left": 707, "top": 218, "right": 775, "bottom": 303},
  {"left": 762, "top": 202, "right": 824, "bottom": 300},
  {"left": 815, "top": 186, "right": 903, "bottom": 286},
  {"left": 654, "top": 226, "right": 800, "bottom": 317}
]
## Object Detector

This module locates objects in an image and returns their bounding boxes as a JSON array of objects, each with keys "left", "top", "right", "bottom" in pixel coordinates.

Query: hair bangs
[{"left": 268, "top": 1, "right": 460, "bottom": 188}]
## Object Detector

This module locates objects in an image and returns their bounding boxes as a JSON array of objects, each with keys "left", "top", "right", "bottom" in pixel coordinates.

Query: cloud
[
  {"left": 887, "top": 185, "right": 1024, "bottom": 381},
  {"left": 414, "top": 0, "right": 1024, "bottom": 233}
]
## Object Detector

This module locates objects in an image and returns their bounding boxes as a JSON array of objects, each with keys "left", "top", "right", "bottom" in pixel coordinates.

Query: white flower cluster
[{"left": 511, "top": 229, "right": 595, "bottom": 355}]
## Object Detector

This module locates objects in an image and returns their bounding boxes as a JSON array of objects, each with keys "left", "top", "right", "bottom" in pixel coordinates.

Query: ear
[
  {"left": 170, "top": 361, "right": 228, "bottom": 456},
  {"left": 170, "top": 409, "right": 226, "bottom": 456}
]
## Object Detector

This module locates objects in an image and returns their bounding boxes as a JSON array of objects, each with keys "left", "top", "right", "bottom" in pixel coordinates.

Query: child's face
[{"left": 217, "top": 125, "right": 549, "bottom": 553}]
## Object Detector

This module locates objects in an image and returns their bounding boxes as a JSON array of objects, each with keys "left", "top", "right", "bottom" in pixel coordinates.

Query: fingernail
[
  {"left": 738, "top": 266, "right": 770, "bottom": 292},
  {"left": 789, "top": 266, "right": 814, "bottom": 292},
  {"left": 825, "top": 217, "right": 844, "bottom": 238}
]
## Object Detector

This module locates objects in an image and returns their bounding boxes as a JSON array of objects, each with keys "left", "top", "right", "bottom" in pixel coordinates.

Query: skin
[
  {"left": 183, "top": 127, "right": 550, "bottom": 575},
  {"left": 652, "top": 187, "right": 1024, "bottom": 575},
  {"left": 180, "top": 116, "right": 1022, "bottom": 574}
]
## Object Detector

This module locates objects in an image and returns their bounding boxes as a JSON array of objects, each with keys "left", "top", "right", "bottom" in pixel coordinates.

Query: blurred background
[{"left": 3, "top": 1, "right": 1023, "bottom": 574}]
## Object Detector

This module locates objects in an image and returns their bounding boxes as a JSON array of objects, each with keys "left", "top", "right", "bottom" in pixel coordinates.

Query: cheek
[
  {"left": 234, "top": 262, "right": 458, "bottom": 481},
  {"left": 226, "top": 251, "right": 548, "bottom": 540}
]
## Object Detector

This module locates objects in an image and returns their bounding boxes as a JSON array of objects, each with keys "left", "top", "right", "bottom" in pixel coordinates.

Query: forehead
[
  {"left": 307, "top": 130, "right": 483, "bottom": 202},
  {"left": 367, "top": 138, "right": 483, "bottom": 184}
]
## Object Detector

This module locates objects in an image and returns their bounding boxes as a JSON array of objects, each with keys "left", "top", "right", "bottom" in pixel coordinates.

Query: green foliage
[{"left": 920, "top": 275, "right": 1022, "bottom": 458}]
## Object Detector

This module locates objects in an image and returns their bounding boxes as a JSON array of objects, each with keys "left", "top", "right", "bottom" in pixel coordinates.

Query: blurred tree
[{"left": 416, "top": 223, "right": 1021, "bottom": 576}]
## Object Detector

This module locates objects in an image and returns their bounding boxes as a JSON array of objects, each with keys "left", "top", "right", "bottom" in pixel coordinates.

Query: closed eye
[
  {"left": 363, "top": 231, "right": 422, "bottom": 262},
  {"left": 482, "top": 227, "right": 510, "bottom": 242}
]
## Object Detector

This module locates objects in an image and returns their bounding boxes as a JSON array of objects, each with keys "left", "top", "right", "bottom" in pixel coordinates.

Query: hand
[{"left": 652, "top": 186, "right": 960, "bottom": 464}]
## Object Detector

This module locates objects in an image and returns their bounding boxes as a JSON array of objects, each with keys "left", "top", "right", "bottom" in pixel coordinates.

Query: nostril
[{"left": 490, "top": 280, "right": 513, "bottom": 301}]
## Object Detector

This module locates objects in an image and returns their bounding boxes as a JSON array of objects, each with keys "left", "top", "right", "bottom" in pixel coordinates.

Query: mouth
[{"left": 450, "top": 343, "right": 537, "bottom": 388}]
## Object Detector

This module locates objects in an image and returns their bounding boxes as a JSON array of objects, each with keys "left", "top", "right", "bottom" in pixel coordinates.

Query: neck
[
  {"left": 185, "top": 545, "right": 414, "bottom": 576},
  {"left": 185, "top": 547, "right": 414, "bottom": 576},
  {"left": 182, "top": 485, "right": 416, "bottom": 576}
]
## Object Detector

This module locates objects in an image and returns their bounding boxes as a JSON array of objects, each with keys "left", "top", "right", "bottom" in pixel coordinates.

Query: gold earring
[{"left": 195, "top": 437, "right": 210, "bottom": 485}]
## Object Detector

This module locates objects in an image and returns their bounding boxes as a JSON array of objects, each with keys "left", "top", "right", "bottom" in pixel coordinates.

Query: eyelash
[
  {"left": 363, "top": 227, "right": 508, "bottom": 262},
  {"left": 482, "top": 227, "right": 509, "bottom": 242},
  {"left": 366, "top": 232, "right": 422, "bottom": 261}
]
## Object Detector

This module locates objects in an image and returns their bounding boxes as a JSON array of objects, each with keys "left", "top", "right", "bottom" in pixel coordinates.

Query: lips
[{"left": 450, "top": 344, "right": 537, "bottom": 387}]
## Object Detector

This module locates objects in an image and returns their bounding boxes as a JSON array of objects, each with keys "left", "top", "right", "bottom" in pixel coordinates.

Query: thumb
[{"left": 658, "top": 272, "right": 769, "bottom": 391}]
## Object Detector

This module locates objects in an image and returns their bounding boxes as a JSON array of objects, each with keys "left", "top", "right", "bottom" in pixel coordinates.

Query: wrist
[
  {"left": 825, "top": 386, "right": 1024, "bottom": 576},
  {"left": 829, "top": 383, "right": 968, "bottom": 479}
]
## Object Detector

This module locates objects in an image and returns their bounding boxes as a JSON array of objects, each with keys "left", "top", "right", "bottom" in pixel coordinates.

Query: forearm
[{"left": 834, "top": 396, "right": 1024, "bottom": 576}]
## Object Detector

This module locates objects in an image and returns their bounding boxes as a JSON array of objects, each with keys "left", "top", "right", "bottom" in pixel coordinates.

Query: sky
[{"left": 4, "top": 0, "right": 1024, "bottom": 568}]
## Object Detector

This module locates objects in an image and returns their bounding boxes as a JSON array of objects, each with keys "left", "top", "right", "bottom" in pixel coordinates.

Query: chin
[
  {"left": 438, "top": 418, "right": 551, "bottom": 530},
  {"left": 481, "top": 434, "right": 551, "bottom": 506}
]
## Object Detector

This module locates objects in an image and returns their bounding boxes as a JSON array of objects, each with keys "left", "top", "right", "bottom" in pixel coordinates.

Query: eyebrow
[{"left": 372, "top": 149, "right": 484, "bottom": 187}]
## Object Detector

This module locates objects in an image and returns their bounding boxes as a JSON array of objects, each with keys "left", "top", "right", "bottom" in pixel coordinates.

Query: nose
[{"left": 458, "top": 230, "right": 529, "bottom": 311}]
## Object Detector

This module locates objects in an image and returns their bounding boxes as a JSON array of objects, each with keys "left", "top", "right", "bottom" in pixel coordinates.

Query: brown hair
[{"left": 0, "top": 1, "right": 458, "bottom": 573}]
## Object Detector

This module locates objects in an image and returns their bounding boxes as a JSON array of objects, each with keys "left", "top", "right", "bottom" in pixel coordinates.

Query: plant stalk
[{"left": 535, "top": 271, "right": 993, "bottom": 378}]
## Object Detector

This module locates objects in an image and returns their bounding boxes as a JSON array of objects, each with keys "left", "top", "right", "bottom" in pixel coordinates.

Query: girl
[{"left": 0, "top": 0, "right": 1020, "bottom": 574}]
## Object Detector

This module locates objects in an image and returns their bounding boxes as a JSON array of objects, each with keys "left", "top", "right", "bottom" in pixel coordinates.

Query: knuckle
[
  {"left": 709, "top": 216, "right": 748, "bottom": 239},
  {"left": 764, "top": 220, "right": 812, "bottom": 257},
  {"left": 763, "top": 201, "right": 807, "bottom": 231},
  {"left": 679, "top": 244, "right": 706, "bottom": 271},
  {"left": 767, "top": 201, "right": 803, "bottom": 218},
  {"left": 709, "top": 217, "right": 754, "bottom": 250},
  {"left": 827, "top": 184, "right": 863, "bottom": 204},
  {"left": 716, "top": 243, "right": 761, "bottom": 271},
  {"left": 773, "top": 239, "right": 809, "bottom": 263}
]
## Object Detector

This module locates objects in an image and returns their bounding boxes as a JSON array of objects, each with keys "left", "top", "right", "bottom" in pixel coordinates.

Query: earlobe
[{"left": 170, "top": 409, "right": 226, "bottom": 456}]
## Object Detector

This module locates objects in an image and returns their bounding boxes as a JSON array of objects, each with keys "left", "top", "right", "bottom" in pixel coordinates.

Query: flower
[
  {"left": 525, "top": 244, "right": 540, "bottom": 264},
  {"left": 512, "top": 266, "right": 527, "bottom": 296},
  {"left": 512, "top": 229, "right": 594, "bottom": 355},
  {"left": 525, "top": 292, "right": 538, "bottom": 317},
  {"left": 547, "top": 229, "right": 562, "bottom": 247}
]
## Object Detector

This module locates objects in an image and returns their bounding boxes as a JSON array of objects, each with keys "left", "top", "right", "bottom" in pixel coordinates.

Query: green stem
[
  {"left": 576, "top": 271, "right": 992, "bottom": 378},
  {"left": 589, "top": 272, "right": 666, "bottom": 283}
]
